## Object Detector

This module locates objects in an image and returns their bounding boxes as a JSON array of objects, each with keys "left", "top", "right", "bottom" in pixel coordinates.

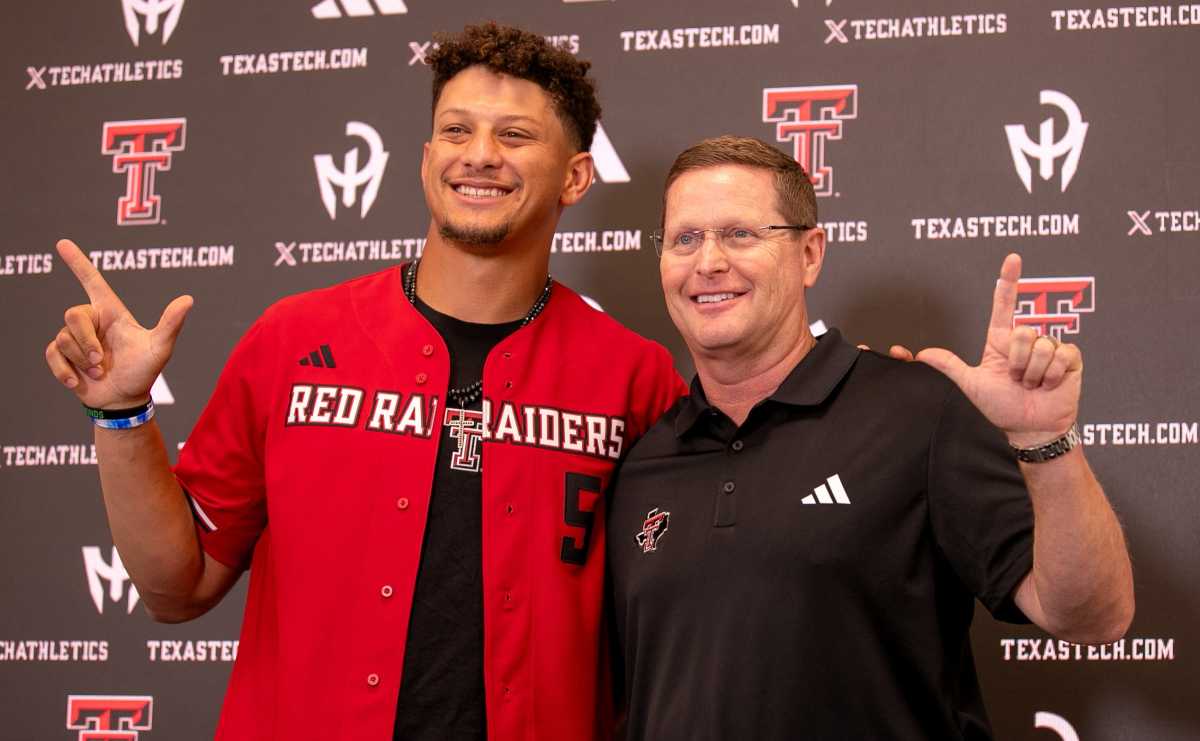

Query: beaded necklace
[{"left": 403, "top": 259, "right": 552, "bottom": 408}]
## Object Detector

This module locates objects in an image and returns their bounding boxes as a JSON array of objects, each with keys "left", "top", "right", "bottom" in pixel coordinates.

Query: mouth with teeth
[
  {"left": 693, "top": 291, "right": 745, "bottom": 305},
  {"left": 452, "top": 182, "right": 514, "bottom": 200}
]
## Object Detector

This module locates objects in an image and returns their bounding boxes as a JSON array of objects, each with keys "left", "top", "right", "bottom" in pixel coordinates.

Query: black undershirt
[{"left": 393, "top": 297, "right": 520, "bottom": 741}]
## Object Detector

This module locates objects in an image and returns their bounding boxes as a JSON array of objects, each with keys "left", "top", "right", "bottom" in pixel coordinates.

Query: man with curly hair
[{"left": 44, "top": 22, "right": 683, "bottom": 740}]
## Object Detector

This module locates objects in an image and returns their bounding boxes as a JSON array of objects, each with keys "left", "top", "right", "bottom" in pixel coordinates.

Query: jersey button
[
  {"left": 415, "top": 372, "right": 428, "bottom": 385},
  {"left": 366, "top": 673, "right": 380, "bottom": 687},
  {"left": 380, "top": 585, "right": 393, "bottom": 598},
  {"left": 731, "top": 440, "right": 744, "bottom": 452},
  {"left": 722, "top": 481, "right": 736, "bottom": 494},
  {"left": 421, "top": 344, "right": 434, "bottom": 357},
  {"left": 396, "top": 497, "right": 410, "bottom": 510}
]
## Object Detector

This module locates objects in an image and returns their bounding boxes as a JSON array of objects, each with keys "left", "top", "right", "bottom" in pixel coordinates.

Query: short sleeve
[
  {"left": 927, "top": 385, "right": 1034, "bottom": 623},
  {"left": 173, "top": 317, "right": 274, "bottom": 570}
]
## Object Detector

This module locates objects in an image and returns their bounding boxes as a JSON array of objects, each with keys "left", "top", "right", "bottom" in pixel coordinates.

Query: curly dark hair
[{"left": 427, "top": 22, "right": 601, "bottom": 152}]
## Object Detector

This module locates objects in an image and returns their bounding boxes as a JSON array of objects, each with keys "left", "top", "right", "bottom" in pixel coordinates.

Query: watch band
[{"left": 1011, "top": 422, "right": 1082, "bottom": 463}]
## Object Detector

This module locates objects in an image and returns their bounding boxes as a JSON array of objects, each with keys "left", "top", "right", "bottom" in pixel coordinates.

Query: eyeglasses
[{"left": 650, "top": 224, "right": 814, "bottom": 257}]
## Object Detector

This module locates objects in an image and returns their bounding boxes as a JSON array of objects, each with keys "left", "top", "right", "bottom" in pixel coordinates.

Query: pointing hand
[
  {"left": 911, "top": 253, "right": 1082, "bottom": 447},
  {"left": 44, "top": 239, "right": 193, "bottom": 410}
]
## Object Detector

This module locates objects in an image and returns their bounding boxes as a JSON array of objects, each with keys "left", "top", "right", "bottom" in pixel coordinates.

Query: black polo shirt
[{"left": 608, "top": 328, "right": 1034, "bottom": 741}]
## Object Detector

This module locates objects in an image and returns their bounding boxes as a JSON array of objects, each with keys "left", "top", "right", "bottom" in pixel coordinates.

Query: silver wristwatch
[{"left": 1010, "top": 423, "right": 1082, "bottom": 463}]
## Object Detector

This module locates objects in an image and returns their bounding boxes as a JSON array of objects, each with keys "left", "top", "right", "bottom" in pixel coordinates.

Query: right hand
[{"left": 45, "top": 239, "right": 193, "bottom": 410}]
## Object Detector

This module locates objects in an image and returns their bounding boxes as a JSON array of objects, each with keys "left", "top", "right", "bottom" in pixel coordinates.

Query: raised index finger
[
  {"left": 988, "top": 252, "right": 1022, "bottom": 331},
  {"left": 56, "top": 239, "right": 125, "bottom": 309}
]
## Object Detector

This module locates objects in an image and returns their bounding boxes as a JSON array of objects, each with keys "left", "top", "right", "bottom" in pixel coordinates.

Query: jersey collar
[{"left": 674, "top": 328, "right": 860, "bottom": 437}]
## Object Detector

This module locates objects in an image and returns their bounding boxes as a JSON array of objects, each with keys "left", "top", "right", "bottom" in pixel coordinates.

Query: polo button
[
  {"left": 503, "top": 351, "right": 512, "bottom": 359},
  {"left": 504, "top": 590, "right": 513, "bottom": 602},
  {"left": 504, "top": 380, "right": 513, "bottom": 389},
  {"left": 731, "top": 440, "right": 744, "bottom": 452},
  {"left": 366, "top": 673, "right": 380, "bottom": 687},
  {"left": 381, "top": 585, "right": 393, "bottom": 598},
  {"left": 397, "top": 497, "right": 409, "bottom": 510},
  {"left": 421, "top": 344, "right": 434, "bottom": 357},
  {"left": 505, "top": 503, "right": 514, "bottom": 515},
  {"left": 415, "top": 372, "right": 428, "bottom": 385},
  {"left": 722, "top": 481, "right": 736, "bottom": 494}
]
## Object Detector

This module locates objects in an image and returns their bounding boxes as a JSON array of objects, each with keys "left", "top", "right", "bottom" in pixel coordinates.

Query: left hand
[{"left": 905, "top": 253, "right": 1082, "bottom": 448}]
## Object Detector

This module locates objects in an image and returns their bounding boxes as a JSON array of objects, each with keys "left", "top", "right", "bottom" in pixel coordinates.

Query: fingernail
[
  {"left": 65, "top": 377, "right": 78, "bottom": 388},
  {"left": 88, "top": 351, "right": 102, "bottom": 364},
  {"left": 87, "top": 367, "right": 102, "bottom": 379}
]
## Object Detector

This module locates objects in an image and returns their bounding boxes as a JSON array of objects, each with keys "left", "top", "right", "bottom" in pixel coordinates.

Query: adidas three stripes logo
[
  {"left": 299, "top": 344, "right": 337, "bottom": 368},
  {"left": 801, "top": 474, "right": 851, "bottom": 505},
  {"left": 311, "top": 0, "right": 407, "bottom": 18}
]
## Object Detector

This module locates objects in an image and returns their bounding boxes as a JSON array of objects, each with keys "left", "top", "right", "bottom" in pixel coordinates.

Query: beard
[{"left": 439, "top": 219, "right": 510, "bottom": 246}]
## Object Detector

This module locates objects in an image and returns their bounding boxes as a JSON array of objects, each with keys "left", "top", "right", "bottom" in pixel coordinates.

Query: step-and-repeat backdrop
[{"left": 3, "top": 1, "right": 1197, "bottom": 738}]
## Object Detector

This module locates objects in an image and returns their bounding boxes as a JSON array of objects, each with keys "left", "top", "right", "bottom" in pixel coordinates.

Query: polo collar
[{"left": 674, "top": 328, "right": 860, "bottom": 437}]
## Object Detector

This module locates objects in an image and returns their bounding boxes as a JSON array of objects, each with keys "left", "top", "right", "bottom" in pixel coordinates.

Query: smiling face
[
  {"left": 420, "top": 65, "right": 591, "bottom": 249},
  {"left": 660, "top": 164, "right": 825, "bottom": 362}
]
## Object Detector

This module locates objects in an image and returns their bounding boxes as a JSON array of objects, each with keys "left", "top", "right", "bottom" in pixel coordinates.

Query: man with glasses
[{"left": 607, "top": 136, "right": 1133, "bottom": 740}]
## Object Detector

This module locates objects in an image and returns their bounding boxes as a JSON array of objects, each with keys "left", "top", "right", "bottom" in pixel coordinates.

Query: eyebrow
[{"left": 436, "top": 109, "right": 543, "bottom": 127}]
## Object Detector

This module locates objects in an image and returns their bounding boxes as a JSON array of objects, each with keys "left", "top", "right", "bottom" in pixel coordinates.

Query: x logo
[
  {"left": 1127, "top": 210, "right": 1152, "bottom": 236},
  {"left": 408, "top": 41, "right": 432, "bottom": 66},
  {"left": 26, "top": 66, "right": 47, "bottom": 90},
  {"left": 274, "top": 241, "right": 297, "bottom": 266},
  {"left": 824, "top": 19, "right": 848, "bottom": 44}
]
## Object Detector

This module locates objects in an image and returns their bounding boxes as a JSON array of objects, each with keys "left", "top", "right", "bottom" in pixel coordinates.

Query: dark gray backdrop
[{"left": 3, "top": 1, "right": 1196, "bottom": 738}]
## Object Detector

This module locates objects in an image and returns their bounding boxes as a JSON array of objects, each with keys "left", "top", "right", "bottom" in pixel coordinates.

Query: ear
[
  {"left": 560, "top": 151, "right": 595, "bottom": 207},
  {"left": 801, "top": 227, "right": 827, "bottom": 289},
  {"left": 419, "top": 140, "right": 431, "bottom": 186}
]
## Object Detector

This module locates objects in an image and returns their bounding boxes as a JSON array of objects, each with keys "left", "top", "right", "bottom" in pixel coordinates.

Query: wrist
[
  {"left": 100, "top": 398, "right": 152, "bottom": 411},
  {"left": 85, "top": 399, "right": 155, "bottom": 430},
  {"left": 1006, "top": 423, "right": 1077, "bottom": 449},
  {"left": 1009, "top": 422, "right": 1081, "bottom": 464}
]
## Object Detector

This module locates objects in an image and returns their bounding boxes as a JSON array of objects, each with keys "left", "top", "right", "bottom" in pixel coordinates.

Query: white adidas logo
[
  {"left": 311, "top": 0, "right": 407, "bottom": 19},
  {"left": 801, "top": 474, "right": 851, "bottom": 505}
]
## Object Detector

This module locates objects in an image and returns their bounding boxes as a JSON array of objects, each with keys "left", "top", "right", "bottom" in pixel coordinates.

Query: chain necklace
[{"left": 403, "top": 259, "right": 552, "bottom": 408}]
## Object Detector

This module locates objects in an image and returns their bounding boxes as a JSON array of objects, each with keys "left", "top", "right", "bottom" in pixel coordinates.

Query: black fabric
[
  {"left": 393, "top": 297, "right": 520, "bottom": 741},
  {"left": 608, "top": 328, "right": 1034, "bottom": 741}
]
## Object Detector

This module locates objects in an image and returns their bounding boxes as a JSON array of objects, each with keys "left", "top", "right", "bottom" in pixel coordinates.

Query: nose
[
  {"left": 462, "top": 129, "right": 503, "bottom": 170},
  {"left": 695, "top": 231, "right": 730, "bottom": 276}
]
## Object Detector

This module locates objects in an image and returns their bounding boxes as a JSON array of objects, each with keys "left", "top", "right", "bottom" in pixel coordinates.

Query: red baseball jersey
[{"left": 173, "top": 265, "right": 685, "bottom": 740}]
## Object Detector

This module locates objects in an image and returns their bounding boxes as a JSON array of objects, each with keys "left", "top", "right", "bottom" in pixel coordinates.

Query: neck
[
  {"left": 693, "top": 329, "right": 817, "bottom": 426},
  {"left": 414, "top": 225, "right": 550, "bottom": 323}
]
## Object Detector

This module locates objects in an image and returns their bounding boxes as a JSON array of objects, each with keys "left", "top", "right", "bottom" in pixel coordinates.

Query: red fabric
[{"left": 174, "top": 266, "right": 685, "bottom": 740}]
